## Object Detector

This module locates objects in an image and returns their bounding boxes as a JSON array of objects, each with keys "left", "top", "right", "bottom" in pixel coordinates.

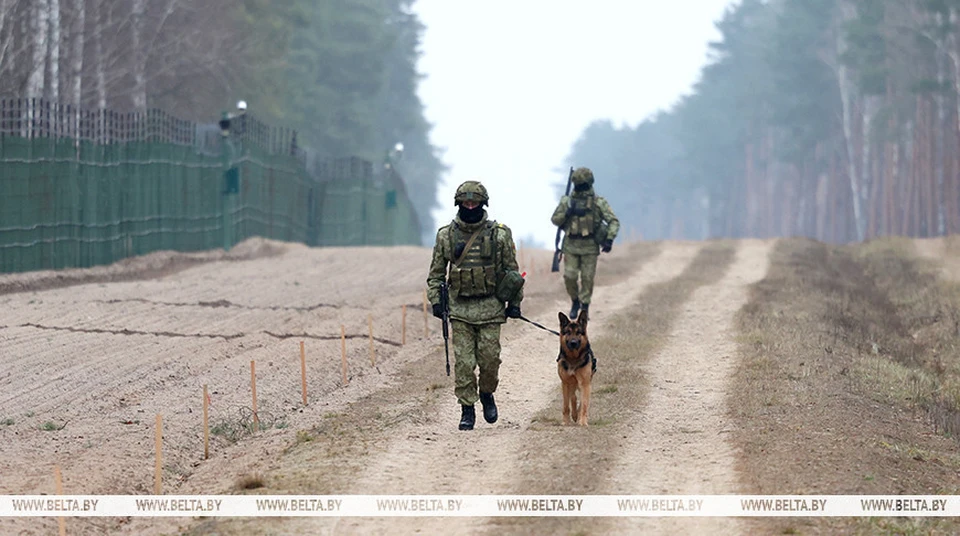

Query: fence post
[{"left": 220, "top": 111, "right": 238, "bottom": 251}]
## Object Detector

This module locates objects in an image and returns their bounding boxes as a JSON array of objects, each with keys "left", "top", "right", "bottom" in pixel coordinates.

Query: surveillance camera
[{"left": 236, "top": 100, "right": 248, "bottom": 112}]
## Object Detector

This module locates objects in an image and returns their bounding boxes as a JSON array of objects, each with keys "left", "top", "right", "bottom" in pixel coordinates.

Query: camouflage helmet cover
[
  {"left": 454, "top": 180, "right": 489, "bottom": 206},
  {"left": 571, "top": 167, "right": 594, "bottom": 185}
]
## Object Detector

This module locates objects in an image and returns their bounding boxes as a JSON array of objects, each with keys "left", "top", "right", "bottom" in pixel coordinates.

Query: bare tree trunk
[
  {"left": 828, "top": 151, "right": 836, "bottom": 242},
  {"left": 919, "top": 98, "right": 929, "bottom": 236},
  {"left": 27, "top": 0, "right": 49, "bottom": 97},
  {"left": 92, "top": 0, "right": 106, "bottom": 109},
  {"left": 70, "top": 0, "right": 83, "bottom": 110},
  {"left": 43, "top": 0, "right": 59, "bottom": 102},
  {"left": 796, "top": 163, "right": 807, "bottom": 237},
  {"left": 131, "top": 0, "right": 146, "bottom": 111},
  {"left": 925, "top": 97, "right": 938, "bottom": 236},
  {"left": 833, "top": 1, "right": 866, "bottom": 242},
  {"left": 949, "top": 106, "right": 958, "bottom": 235},
  {"left": 745, "top": 142, "right": 755, "bottom": 236},
  {"left": 0, "top": 0, "right": 15, "bottom": 74},
  {"left": 934, "top": 50, "right": 947, "bottom": 235},
  {"left": 862, "top": 94, "right": 880, "bottom": 239},
  {"left": 903, "top": 115, "right": 915, "bottom": 235}
]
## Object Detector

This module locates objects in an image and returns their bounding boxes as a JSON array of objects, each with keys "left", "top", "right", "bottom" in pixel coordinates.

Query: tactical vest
[
  {"left": 567, "top": 195, "right": 597, "bottom": 238},
  {"left": 447, "top": 221, "right": 499, "bottom": 298}
]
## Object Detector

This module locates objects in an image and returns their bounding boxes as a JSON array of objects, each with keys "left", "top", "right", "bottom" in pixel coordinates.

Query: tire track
[{"left": 597, "top": 239, "right": 773, "bottom": 535}]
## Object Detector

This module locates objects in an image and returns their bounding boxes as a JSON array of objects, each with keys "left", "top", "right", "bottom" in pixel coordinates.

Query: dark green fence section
[
  {"left": 311, "top": 158, "right": 422, "bottom": 247},
  {"left": 0, "top": 98, "right": 422, "bottom": 274}
]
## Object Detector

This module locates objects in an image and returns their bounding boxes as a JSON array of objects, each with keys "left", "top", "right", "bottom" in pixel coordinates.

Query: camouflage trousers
[
  {"left": 451, "top": 320, "right": 502, "bottom": 406},
  {"left": 563, "top": 252, "right": 599, "bottom": 304}
]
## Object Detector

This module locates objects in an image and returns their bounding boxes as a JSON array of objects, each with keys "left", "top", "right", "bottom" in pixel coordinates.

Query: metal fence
[{"left": 0, "top": 98, "right": 421, "bottom": 273}]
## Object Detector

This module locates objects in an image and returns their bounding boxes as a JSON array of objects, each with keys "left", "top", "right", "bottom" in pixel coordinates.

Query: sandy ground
[
  {"left": 596, "top": 239, "right": 772, "bottom": 535},
  {"left": 0, "top": 238, "right": 776, "bottom": 535},
  {"left": 1, "top": 240, "right": 441, "bottom": 536}
]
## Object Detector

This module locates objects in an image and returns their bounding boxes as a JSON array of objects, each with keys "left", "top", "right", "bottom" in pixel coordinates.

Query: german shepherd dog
[{"left": 558, "top": 311, "right": 596, "bottom": 426}]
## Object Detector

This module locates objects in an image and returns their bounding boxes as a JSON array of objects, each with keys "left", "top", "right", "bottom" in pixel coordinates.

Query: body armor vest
[
  {"left": 568, "top": 195, "right": 597, "bottom": 238},
  {"left": 448, "top": 221, "right": 499, "bottom": 298}
]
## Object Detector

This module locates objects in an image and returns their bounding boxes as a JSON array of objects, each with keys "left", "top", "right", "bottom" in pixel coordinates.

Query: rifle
[
  {"left": 551, "top": 166, "right": 575, "bottom": 272},
  {"left": 439, "top": 281, "right": 451, "bottom": 376}
]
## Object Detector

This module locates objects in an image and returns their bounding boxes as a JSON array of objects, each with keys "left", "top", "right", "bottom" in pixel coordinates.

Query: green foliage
[
  {"left": 565, "top": 0, "right": 952, "bottom": 240},
  {"left": 841, "top": 0, "right": 888, "bottom": 95},
  {"left": 231, "top": 0, "right": 443, "bottom": 234}
]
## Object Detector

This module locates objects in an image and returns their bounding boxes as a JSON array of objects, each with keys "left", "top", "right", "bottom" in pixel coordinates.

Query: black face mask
[
  {"left": 458, "top": 205, "right": 484, "bottom": 223},
  {"left": 574, "top": 182, "right": 592, "bottom": 192}
]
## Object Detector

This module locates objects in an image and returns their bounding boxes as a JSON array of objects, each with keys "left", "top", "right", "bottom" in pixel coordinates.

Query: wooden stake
[
  {"left": 154, "top": 414, "right": 163, "bottom": 495},
  {"left": 422, "top": 288, "right": 428, "bottom": 338},
  {"left": 341, "top": 324, "right": 348, "bottom": 385},
  {"left": 203, "top": 385, "right": 209, "bottom": 460},
  {"left": 300, "top": 341, "right": 307, "bottom": 406},
  {"left": 250, "top": 361, "right": 259, "bottom": 428},
  {"left": 368, "top": 314, "right": 376, "bottom": 367},
  {"left": 401, "top": 304, "right": 407, "bottom": 345},
  {"left": 54, "top": 465, "right": 65, "bottom": 536}
]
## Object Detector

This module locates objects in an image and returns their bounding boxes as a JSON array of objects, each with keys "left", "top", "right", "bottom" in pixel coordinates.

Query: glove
[
  {"left": 505, "top": 304, "right": 521, "bottom": 319},
  {"left": 601, "top": 239, "right": 613, "bottom": 253},
  {"left": 432, "top": 303, "right": 444, "bottom": 319}
]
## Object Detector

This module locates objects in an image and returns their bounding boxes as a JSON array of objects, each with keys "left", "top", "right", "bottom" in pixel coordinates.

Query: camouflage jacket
[
  {"left": 551, "top": 187, "right": 620, "bottom": 255},
  {"left": 427, "top": 211, "right": 523, "bottom": 325}
]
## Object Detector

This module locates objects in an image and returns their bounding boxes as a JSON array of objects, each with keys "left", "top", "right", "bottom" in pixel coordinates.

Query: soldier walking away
[
  {"left": 427, "top": 181, "right": 525, "bottom": 431},
  {"left": 551, "top": 167, "right": 620, "bottom": 320}
]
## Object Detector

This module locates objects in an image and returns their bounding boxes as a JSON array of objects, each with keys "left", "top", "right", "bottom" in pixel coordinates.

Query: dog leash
[{"left": 517, "top": 315, "right": 560, "bottom": 336}]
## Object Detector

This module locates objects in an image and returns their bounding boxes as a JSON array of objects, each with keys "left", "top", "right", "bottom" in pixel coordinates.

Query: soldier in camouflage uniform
[
  {"left": 551, "top": 167, "right": 620, "bottom": 320},
  {"left": 427, "top": 181, "right": 524, "bottom": 431}
]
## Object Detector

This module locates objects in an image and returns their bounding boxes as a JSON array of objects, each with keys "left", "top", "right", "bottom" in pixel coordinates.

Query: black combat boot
[
  {"left": 579, "top": 303, "right": 589, "bottom": 320},
  {"left": 570, "top": 299, "right": 581, "bottom": 319},
  {"left": 459, "top": 405, "right": 475, "bottom": 430},
  {"left": 479, "top": 392, "right": 498, "bottom": 423}
]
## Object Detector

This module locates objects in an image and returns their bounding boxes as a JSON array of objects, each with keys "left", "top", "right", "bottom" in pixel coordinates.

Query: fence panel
[{"left": 0, "top": 98, "right": 422, "bottom": 274}]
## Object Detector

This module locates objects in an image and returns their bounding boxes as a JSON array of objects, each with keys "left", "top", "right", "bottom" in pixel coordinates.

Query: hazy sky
[{"left": 413, "top": 0, "right": 738, "bottom": 248}]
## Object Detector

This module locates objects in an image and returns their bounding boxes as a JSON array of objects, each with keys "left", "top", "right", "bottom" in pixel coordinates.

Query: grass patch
[
  {"left": 0, "top": 417, "right": 13, "bottom": 426},
  {"left": 39, "top": 421, "right": 64, "bottom": 431},
  {"left": 208, "top": 406, "right": 282, "bottom": 444},
  {"left": 295, "top": 430, "right": 314, "bottom": 444},
  {"left": 732, "top": 237, "right": 960, "bottom": 534}
]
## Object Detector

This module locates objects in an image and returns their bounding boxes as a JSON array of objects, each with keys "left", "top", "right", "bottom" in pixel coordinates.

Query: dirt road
[
  {"left": 596, "top": 239, "right": 771, "bottom": 535},
  {"left": 0, "top": 239, "right": 773, "bottom": 535}
]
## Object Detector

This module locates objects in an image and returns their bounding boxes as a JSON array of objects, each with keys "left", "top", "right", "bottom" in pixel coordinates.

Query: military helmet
[
  {"left": 571, "top": 167, "right": 594, "bottom": 185},
  {"left": 454, "top": 180, "right": 489, "bottom": 206}
]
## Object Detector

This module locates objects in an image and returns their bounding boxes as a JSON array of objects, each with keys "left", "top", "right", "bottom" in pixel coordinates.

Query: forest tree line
[
  {"left": 0, "top": 0, "right": 444, "bottom": 233},
  {"left": 566, "top": 0, "right": 960, "bottom": 243}
]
